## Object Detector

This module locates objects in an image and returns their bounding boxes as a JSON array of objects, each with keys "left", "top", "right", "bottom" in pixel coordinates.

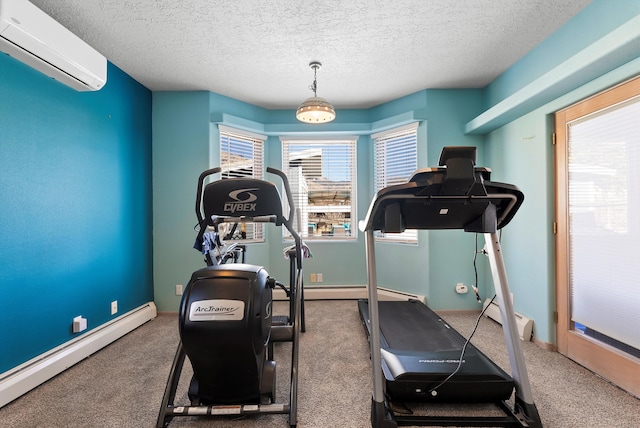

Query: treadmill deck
[{"left": 358, "top": 299, "right": 514, "bottom": 403}]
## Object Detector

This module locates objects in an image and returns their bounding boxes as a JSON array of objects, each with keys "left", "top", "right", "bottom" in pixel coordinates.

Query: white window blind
[
  {"left": 219, "top": 126, "right": 265, "bottom": 241},
  {"left": 568, "top": 95, "right": 640, "bottom": 352},
  {"left": 373, "top": 124, "right": 418, "bottom": 243},
  {"left": 281, "top": 139, "right": 357, "bottom": 240}
]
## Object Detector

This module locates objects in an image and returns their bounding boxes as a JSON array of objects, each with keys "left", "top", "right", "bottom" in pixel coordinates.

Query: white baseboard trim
[
  {"left": 273, "top": 286, "right": 426, "bottom": 304},
  {"left": 0, "top": 302, "right": 157, "bottom": 408}
]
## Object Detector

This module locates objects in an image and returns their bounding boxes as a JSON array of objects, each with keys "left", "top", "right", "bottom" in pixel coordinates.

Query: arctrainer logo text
[
  {"left": 189, "top": 299, "right": 245, "bottom": 321},
  {"left": 224, "top": 188, "right": 259, "bottom": 213}
]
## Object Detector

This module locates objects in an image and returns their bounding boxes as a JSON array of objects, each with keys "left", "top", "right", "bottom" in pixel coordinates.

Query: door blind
[{"left": 568, "top": 95, "right": 640, "bottom": 351}]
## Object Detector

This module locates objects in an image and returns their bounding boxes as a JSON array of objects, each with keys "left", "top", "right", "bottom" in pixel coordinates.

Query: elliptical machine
[{"left": 157, "top": 167, "right": 304, "bottom": 428}]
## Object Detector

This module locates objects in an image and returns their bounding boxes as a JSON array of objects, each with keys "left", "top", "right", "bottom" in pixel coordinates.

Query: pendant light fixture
[{"left": 296, "top": 61, "right": 336, "bottom": 124}]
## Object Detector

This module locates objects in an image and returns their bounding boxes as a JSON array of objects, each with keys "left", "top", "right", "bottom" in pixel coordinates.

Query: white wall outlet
[
  {"left": 72, "top": 316, "right": 87, "bottom": 333},
  {"left": 176, "top": 284, "right": 183, "bottom": 296},
  {"left": 455, "top": 283, "right": 468, "bottom": 294},
  {"left": 317, "top": 273, "right": 323, "bottom": 282},
  {"left": 310, "top": 273, "right": 317, "bottom": 283},
  {"left": 111, "top": 300, "right": 118, "bottom": 315}
]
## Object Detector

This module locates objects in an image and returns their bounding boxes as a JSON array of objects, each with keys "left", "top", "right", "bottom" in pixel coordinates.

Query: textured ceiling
[{"left": 30, "top": 0, "right": 592, "bottom": 109}]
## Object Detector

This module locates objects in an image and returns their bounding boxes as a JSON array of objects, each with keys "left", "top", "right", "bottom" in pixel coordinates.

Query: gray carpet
[{"left": 1, "top": 300, "right": 639, "bottom": 427}]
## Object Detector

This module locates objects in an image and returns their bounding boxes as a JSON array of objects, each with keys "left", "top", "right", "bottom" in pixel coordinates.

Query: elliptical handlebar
[
  {"left": 267, "top": 167, "right": 303, "bottom": 270},
  {"left": 195, "top": 167, "right": 222, "bottom": 226},
  {"left": 266, "top": 167, "right": 294, "bottom": 223}
]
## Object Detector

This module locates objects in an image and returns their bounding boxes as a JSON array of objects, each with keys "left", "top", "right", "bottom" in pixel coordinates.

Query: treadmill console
[{"left": 360, "top": 146, "right": 524, "bottom": 234}]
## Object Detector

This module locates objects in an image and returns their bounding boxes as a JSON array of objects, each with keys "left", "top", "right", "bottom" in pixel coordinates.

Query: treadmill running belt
[{"left": 378, "top": 300, "right": 466, "bottom": 351}]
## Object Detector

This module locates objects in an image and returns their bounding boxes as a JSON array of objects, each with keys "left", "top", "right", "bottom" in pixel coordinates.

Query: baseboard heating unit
[
  {"left": 273, "top": 286, "right": 426, "bottom": 303},
  {"left": 483, "top": 298, "right": 533, "bottom": 341},
  {"left": 0, "top": 302, "right": 157, "bottom": 408}
]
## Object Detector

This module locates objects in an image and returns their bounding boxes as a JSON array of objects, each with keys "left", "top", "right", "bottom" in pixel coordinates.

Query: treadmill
[{"left": 360, "top": 146, "right": 542, "bottom": 427}]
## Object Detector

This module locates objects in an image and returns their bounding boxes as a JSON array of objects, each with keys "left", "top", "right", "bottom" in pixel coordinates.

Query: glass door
[{"left": 555, "top": 76, "right": 640, "bottom": 398}]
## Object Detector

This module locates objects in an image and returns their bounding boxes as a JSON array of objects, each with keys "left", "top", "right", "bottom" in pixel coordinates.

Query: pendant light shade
[
  {"left": 296, "top": 62, "right": 336, "bottom": 124},
  {"left": 296, "top": 96, "right": 336, "bottom": 123}
]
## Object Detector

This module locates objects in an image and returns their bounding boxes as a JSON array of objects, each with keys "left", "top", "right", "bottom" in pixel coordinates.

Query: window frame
[
  {"left": 372, "top": 123, "right": 419, "bottom": 244},
  {"left": 281, "top": 137, "right": 358, "bottom": 241}
]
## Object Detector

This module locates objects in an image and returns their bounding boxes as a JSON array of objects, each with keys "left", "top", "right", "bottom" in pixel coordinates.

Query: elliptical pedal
[{"left": 272, "top": 315, "right": 290, "bottom": 326}]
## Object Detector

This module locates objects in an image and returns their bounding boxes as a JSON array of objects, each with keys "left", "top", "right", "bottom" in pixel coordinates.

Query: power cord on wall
[
  {"left": 471, "top": 233, "right": 485, "bottom": 303},
  {"left": 471, "top": 230, "right": 502, "bottom": 302}
]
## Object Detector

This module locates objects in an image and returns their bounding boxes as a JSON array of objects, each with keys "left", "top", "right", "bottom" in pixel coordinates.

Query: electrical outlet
[
  {"left": 455, "top": 283, "right": 468, "bottom": 294},
  {"left": 111, "top": 300, "right": 118, "bottom": 315},
  {"left": 176, "top": 284, "right": 183, "bottom": 295},
  {"left": 310, "top": 273, "right": 317, "bottom": 283},
  {"left": 72, "top": 316, "right": 87, "bottom": 333},
  {"left": 317, "top": 273, "right": 323, "bottom": 282}
]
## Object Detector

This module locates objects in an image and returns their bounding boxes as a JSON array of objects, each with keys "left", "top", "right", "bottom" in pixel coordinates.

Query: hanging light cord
[{"left": 309, "top": 65, "right": 318, "bottom": 96}]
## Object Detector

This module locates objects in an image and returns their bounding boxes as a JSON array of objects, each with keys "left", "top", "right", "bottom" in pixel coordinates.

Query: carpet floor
[{"left": 1, "top": 300, "right": 639, "bottom": 427}]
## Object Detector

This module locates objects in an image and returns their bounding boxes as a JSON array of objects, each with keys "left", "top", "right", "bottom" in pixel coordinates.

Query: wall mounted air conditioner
[
  {"left": 0, "top": 0, "right": 106, "bottom": 91},
  {"left": 483, "top": 298, "right": 534, "bottom": 341}
]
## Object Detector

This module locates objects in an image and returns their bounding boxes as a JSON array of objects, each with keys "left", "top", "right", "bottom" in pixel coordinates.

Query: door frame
[{"left": 555, "top": 75, "right": 640, "bottom": 398}]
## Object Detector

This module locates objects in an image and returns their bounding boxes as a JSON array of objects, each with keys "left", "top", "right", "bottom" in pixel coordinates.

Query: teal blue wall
[
  {"left": 152, "top": 88, "right": 490, "bottom": 313},
  {"left": 0, "top": 56, "right": 153, "bottom": 373},
  {"left": 424, "top": 90, "right": 486, "bottom": 309},
  {"left": 152, "top": 92, "right": 212, "bottom": 313},
  {"left": 152, "top": 93, "right": 374, "bottom": 311}
]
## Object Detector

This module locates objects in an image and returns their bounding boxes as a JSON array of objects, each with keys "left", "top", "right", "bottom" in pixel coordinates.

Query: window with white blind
[
  {"left": 219, "top": 126, "right": 265, "bottom": 242},
  {"left": 281, "top": 138, "right": 357, "bottom": 240},
  {"left": 373, "top": 123, "right": 419, "bottom": 243}
]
